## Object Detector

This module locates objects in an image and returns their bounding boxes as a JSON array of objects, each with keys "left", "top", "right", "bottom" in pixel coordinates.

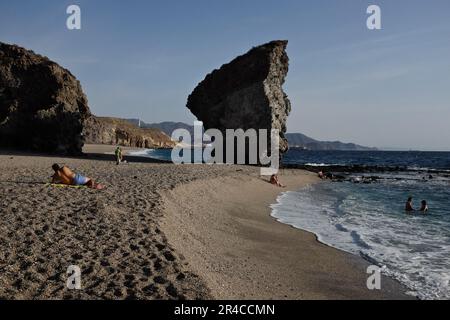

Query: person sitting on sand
[
  {"left": 405, "top": 197, "right": 414, "bottom": 213},
  {"left": 270, "top": 174, "right": 286, "bottom": 188},
  {"left": 318, "top": 171, "right": 325, "bottom": 179},
  {"left": 115, "top": 146, "right": 123, "bottom": 165},
  {"left": 419, "top": 200, "right": 428, "bottom": 213},
  {"left": 51, "top": 164, "right": 104, "bottom": 189}
]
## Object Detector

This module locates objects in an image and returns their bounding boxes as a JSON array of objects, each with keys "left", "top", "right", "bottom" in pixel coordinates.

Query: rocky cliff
[
  {"left": 186, "top": 40, "right": 291, "bottom": 160},
  {"left": 83, "top": 116, "right": 175, "bottom": 149},
  {"left": 0, "top": 42, "right": 90, "bottom": 154}
]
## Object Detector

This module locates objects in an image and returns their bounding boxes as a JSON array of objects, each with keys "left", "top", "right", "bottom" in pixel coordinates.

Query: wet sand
[{"left": 161, "top": 171, "right": 414, "bottom": 299}]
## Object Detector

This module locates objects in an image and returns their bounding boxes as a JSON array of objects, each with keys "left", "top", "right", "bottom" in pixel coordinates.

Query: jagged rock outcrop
[
  {"left": 83, "top": 116, "right": 175, "bottom": 149},
  {"left": 187, "top": 40, "right": 291, "bottom": 160},
  {"left": 0, "top": 42, "right": 90, "bottom": 154}
]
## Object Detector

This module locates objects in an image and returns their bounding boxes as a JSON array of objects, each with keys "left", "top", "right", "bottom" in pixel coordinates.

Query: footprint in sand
[
  {"left": 71, "top": 253, "right": 83, "bottom": 260},
  {"left": 129, "top": 244, "right": 139, "bottom": 251},
  {"left": 142, "top": 267, "right": 152, "bottom": 277},
  {"left": 176, "top": 272, "right": 186, "bottom": 281},
  {"left": 100, "top": 260, "right": 110, "bottom": 267},
  {"left": 163, "top": 251, "right": 176, "bottom": 262},
  {"left": 143, "top": 284, "right": 158, "bottom": 296},
  {"left": 153, "top": 275, "right": 167, "bottom": 284},
  {"left": 166, "top": 283, "right": 180, "bottom": 298}
]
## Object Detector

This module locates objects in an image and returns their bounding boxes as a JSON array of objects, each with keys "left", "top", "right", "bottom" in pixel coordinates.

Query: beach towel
[{"left": 45, "top": 183, "right": 88, "bottom": 189}]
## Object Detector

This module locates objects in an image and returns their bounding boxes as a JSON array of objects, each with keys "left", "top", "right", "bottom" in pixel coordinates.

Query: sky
[{"left": 1, "top": 0, "right": 449, "bottom": 151}]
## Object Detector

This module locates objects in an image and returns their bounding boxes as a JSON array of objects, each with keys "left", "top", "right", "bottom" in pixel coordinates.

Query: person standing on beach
[
  {"left": 405, "top": 197, "right": 414, "bottom": 213},
  {"left": 115, "top": 146, "right": 123, "bottom": 165}
]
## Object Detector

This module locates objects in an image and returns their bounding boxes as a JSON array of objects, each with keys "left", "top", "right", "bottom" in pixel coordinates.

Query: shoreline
[
  {"left": 0, "top": 145, "right": 413, "bottom": 299},
  {"left": 161, "top": 170, "right": 414, "bottom": 299}
]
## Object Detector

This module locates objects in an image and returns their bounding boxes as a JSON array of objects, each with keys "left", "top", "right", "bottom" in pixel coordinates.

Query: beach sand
[
  {"left": 161, "top": 170, "right": 413, "bottom": 299},
  {"left": 0, "top": 145, "right": 411, "bottom": 299}
]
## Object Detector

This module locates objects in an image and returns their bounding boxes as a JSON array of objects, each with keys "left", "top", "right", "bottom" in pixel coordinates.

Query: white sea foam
[
  {"left": 129, "top": 149, "right": 173, "bottom": 162},
  {"left": 304, "top": 162, "right": 339, "bottom": 167},
  {"left": 128, "top": 149, "right": 153, "bottom": 156},
  {"left": 270, "top": 182, "right": 450, "bottom": 300}
]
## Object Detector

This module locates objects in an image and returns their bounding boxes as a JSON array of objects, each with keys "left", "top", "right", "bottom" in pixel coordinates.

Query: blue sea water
[
  {"left": 130, "top": 148, "right": 173, "bottom": 162},
  {"left": 283, "top": 149, "right": 450, "bottom": 170},
  {"left": 273, "top": 150, "right": 450, "bottom": 300},
  {"left": 132, "top": 148, "right": 450, "bottom": 299}
]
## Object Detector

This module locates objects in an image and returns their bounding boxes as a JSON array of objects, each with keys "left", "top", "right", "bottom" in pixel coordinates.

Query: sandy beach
[
  {"left": 0, "top": 145, "right": 411, "bottom": 299},
  {"left": 162, "top": 170, "right": 413, "bottom": 299}
]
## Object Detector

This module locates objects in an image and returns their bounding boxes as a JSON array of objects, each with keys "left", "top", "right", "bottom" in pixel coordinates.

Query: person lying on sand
[
  {"left": 270, "top": 174, "right": 286, "bottom": 188},
  {"left": 51, "top": 164, "right": 104, "bottom": 190}
]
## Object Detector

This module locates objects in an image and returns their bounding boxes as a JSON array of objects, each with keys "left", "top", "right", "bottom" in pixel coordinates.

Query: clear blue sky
[{"left": 1, "top": 0, "right": 450, "bottom": 150}]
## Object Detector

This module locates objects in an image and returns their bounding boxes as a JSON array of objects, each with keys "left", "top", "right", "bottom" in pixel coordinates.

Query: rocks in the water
[
  {"left": 83, "top": 116, "right": 175, "bottom": 149},
  {"left": 186, "top": 40, "right": 291, "bottom": 160},
  {"left": 0, "top": 42, "right": 90, "bottom": 154}
]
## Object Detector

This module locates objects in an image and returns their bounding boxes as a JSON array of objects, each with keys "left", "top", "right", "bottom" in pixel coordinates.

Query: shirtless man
[{"left": 51, "top": 164, "right": 104, "bottom": 189}]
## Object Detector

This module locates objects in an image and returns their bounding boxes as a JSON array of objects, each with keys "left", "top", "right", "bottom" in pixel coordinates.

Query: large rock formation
[
  {"left": 0, "top": 42, "right": 90, "bottom": 154},
  {"left": 186, "top": 40, "right": 291, "bottom": 160},
  {"left": 83, "top": 116, "right": 175, "bottom": 149}
]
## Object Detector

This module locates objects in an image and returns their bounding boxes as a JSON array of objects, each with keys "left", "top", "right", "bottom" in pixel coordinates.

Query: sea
[
  {"left": 131, "top": 148, "right": 450, "bottom": 299},
  {"left": 277, "top": 149, "right": 450, "bottom": 300}
]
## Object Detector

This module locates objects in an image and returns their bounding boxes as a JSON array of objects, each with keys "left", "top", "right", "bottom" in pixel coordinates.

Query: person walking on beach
[
  {"left": 115, "top": 146, "right": 123, "bottom": 165},
  {"left": 270, "top": 174, "right": 286, "bottom": 188},
  {"left": 419, "top": 200, "right": 428, "bottom": 213},
  {"left": 51, "top": 164, "right": 104, "bottom": 189},
  {"left": 405, "top": 197, "right": 414, "bottom": 213}
]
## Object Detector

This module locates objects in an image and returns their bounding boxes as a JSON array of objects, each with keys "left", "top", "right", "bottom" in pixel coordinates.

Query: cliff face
[
  {"left": 83, "top": 116, "right": 175, "bottom": 149},
  {"left": 0, "top": 42, "right": 90, "bottom": 154},
  {"left": 186, "top": 40, "right": 291, "bottom": 159}
]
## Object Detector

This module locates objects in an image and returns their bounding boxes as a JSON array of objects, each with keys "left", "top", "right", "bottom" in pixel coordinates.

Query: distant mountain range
[
  {"left": 285, "top": 133, "right": 377, "bottom": 151},
  {"left": 128, "top": 119, "right": 194, "bottom": 136},
  {"left": 126, "top": 119, "right": 377, "bottom": 151}
]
